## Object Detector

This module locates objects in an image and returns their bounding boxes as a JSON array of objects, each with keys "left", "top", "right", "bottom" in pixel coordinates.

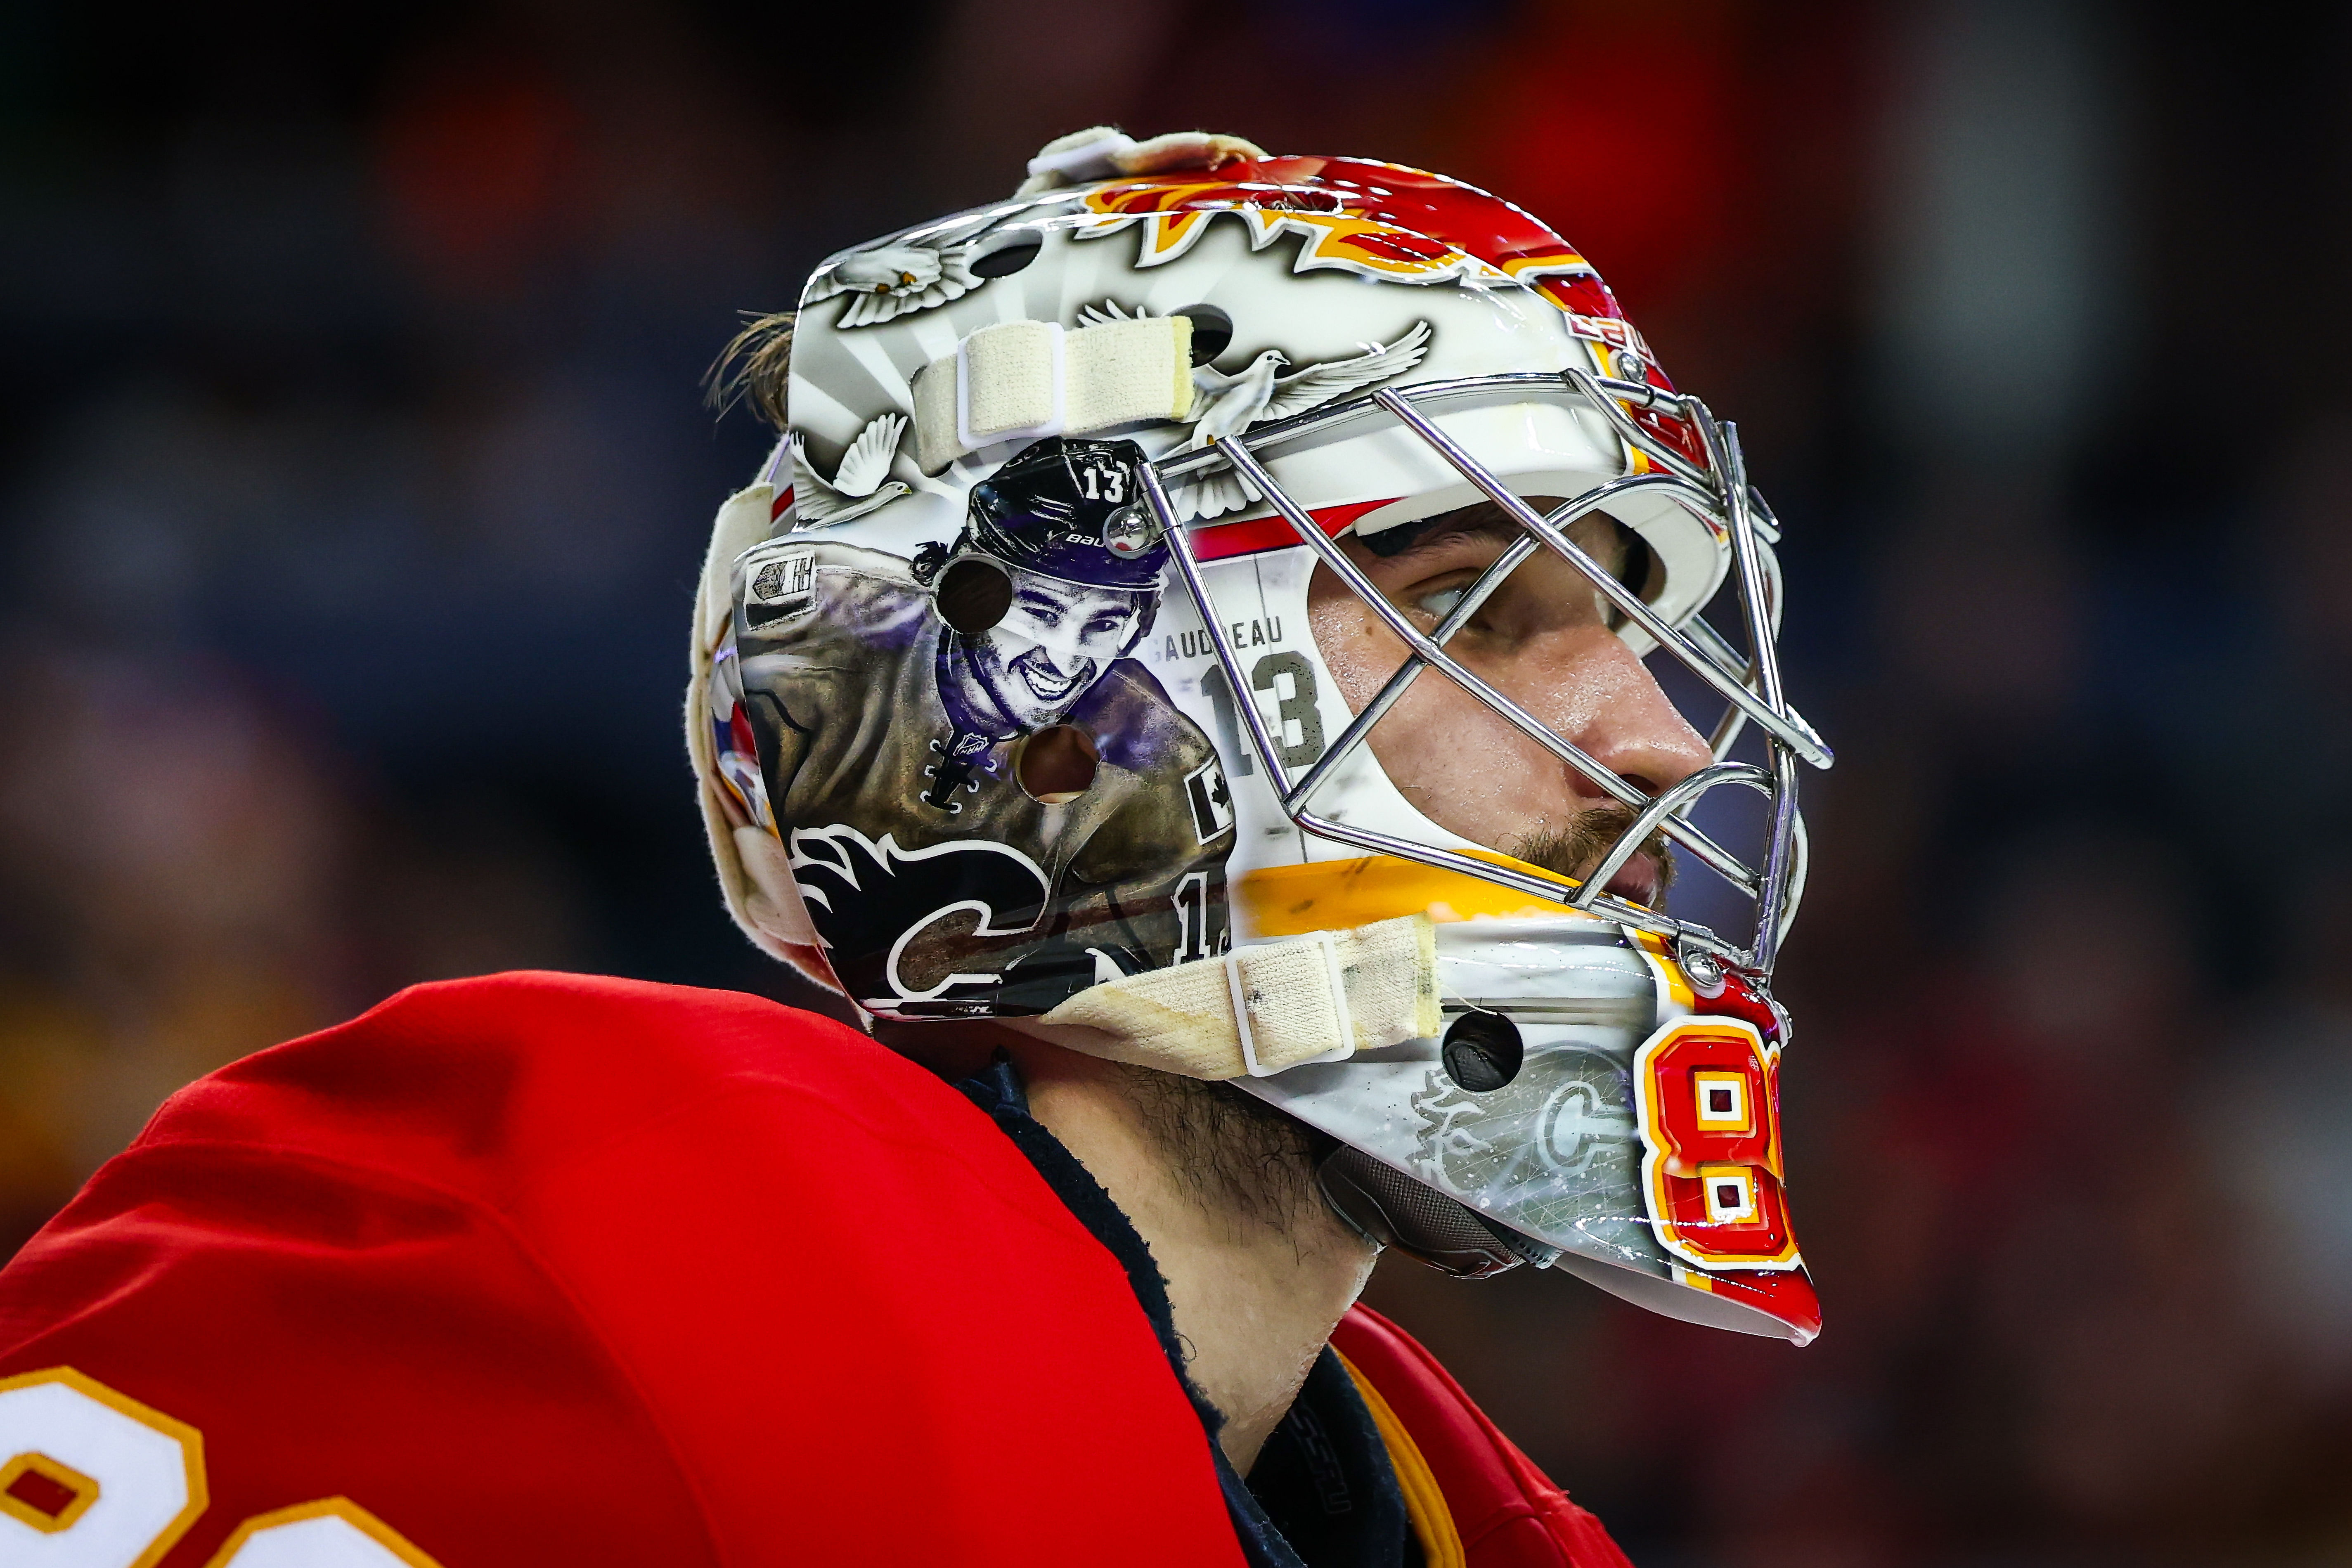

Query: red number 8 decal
[{"left": 1632, "top": 1017, "right": 1803, "bottom": 1270}]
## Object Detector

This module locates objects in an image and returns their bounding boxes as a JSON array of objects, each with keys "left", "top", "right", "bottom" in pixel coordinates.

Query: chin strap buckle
[
  {"left": 1039, "top": 915, "right": 1439, "bottom": 1081},
  {"left": 1228, "top": 932, "right": 1356, "bottom": 1078}
]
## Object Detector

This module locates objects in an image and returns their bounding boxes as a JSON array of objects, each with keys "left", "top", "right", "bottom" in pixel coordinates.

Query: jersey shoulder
[
  {"left": 1079, "top": 658, "right": 1216, "bottom": 778},
  {"left": 0, "top": 974, "right": 1240, "bottom": 1567},
  {"left": 1335, "top": 1304, "right": 1633, "bottom": 1568},
  {"left": 119, "top": 972, "right": 994, "bottom": 1201},
  {"left": 738, "top": 537, "right": 931, "bottom": 656}
]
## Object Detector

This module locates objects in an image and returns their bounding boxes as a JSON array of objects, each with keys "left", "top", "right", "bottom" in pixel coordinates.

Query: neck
[{"left": 950, "top": 1025, "right": 1380, "bottom": 1474}]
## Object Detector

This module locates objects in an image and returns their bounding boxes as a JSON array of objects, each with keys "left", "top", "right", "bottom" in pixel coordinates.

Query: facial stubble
[
  {"left": 1113, "top": 1063, "right": 1339, "bottom": 1246},
  {"left": 1508, "top": 803, "right": 1678, "bottom": 896},
  {"left": 1113, "top": 809, "right": 1670, "bottom": 1241}
]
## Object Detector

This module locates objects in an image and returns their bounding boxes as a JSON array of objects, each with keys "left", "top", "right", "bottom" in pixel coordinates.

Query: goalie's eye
[{"left": 1416, "top": 586, "right": 1469, "bottom": 621}]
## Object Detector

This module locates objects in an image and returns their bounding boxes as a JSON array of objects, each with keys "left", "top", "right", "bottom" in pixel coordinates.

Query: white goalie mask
[{"left": 689, "top": 131, "right": 1834, "bottom": 1343}]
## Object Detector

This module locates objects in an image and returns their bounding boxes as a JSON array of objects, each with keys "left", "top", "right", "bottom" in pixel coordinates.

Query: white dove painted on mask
[
  {"left": 790, "top": 413, "right": 911, "bottom": 526},
  {"left": 1076, "top": 302, "right": 1434, "bottom": 518},
  {"left": 806, "top": 239, "right": 982, "bottom": 328}
]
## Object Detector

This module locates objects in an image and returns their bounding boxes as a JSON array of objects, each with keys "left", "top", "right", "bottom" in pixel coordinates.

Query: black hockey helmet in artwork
[{"left": 956, "top": 437, "right": 1166, "bottom": 591}]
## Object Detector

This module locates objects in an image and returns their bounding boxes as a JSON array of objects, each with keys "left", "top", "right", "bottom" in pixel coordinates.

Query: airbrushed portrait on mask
[
  {"left": 925, "top": 445, "right": 1166, "bottom": 744},
  {"left": 707, "top": 436, "right": 1233, "bottom": 1019}
]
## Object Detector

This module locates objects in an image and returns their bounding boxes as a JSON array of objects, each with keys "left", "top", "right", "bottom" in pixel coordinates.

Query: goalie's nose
[{"left": 1526, "top": 622, "right": 1712, "bottom": 807}]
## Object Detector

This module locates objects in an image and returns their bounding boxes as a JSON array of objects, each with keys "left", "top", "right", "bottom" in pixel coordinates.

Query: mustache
[{"left": 1506, "top": 805, "right": 1677, "bottom": 896}]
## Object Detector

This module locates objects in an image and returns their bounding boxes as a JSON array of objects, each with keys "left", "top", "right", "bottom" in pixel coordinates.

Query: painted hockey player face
[{"left": 969, "top": 567, "right": 1152, "bottom": 730}]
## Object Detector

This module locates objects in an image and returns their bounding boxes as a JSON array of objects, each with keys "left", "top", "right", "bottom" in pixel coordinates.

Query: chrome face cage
[{"left": 1138, "top": 367, "right": 1835, "bottom": 978}]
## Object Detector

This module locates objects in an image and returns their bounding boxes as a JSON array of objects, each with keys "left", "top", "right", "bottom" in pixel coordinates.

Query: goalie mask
[{"left": 689, "top": 130, "right": 1833, "bottom": 1344}]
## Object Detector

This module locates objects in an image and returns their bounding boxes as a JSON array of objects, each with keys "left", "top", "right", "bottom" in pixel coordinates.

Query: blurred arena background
[{"left": 4, "top": 1, "right": 2349, "bottom": 1561}]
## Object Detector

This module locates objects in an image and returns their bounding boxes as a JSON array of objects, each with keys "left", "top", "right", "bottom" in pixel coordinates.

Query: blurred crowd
[{"left": 4, "top": 1, "right": 2349, "bottom": 1563}]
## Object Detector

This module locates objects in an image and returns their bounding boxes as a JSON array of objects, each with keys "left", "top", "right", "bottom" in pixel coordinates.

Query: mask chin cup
[{"left": 1316, "top": 1145, "right": 1563, "bottom": 1279}]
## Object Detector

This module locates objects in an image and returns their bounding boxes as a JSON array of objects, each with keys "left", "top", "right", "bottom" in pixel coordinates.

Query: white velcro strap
[
  {"left": 1038, "top": 915, "right": 1439, "bottom": 1081},
  {"left": 963, "top": 319, "right": 1065, "bottom": 452},
  {"left": 913, "top": 316, "right": 1194, "bottom": 474},
  {"left": 1228, "top": 932, "right": 1355, "bottom": 1076},
  {"left": 1068, "top": 316, "right": 1194, "bottom": 431}
]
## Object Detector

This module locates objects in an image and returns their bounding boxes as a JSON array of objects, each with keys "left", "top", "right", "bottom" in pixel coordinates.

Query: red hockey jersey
[{"left": 0, "top": 972, "right": 1628, "bottom": 1566}]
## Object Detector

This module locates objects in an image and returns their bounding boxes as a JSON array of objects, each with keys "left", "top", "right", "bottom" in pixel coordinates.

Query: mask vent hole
[
  {"left": 1441, "top": 1011, "right": 1522, "bottom": 1093},
  {"left": 1015, "top": 725, "right": 1099, "bottom": 804},
  {"left": 1172, "top": 303, "right": 1233, "bottom": 365},
  {"left": 970, "top": 229, "right": 1043, "bottom": 278},
  {"left": 936, "top": 557, "right": 1012, "bottom": 634}
]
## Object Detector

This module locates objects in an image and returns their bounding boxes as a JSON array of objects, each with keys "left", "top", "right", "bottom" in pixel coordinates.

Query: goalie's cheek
[{"left": 1305, "top": 563, "right": 1711, "bottom": 843}]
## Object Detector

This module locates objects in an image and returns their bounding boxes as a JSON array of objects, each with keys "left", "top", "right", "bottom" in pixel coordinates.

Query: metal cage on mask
[{"left": 1141, "top": 363, "right": 1835, "bottom": 981}]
